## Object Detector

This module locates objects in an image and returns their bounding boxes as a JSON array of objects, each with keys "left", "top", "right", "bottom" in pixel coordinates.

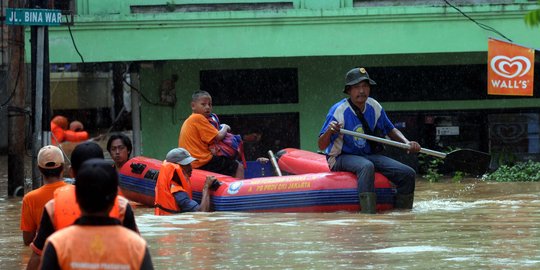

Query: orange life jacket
[
  {"left": 63, "top": 129, "right": 89, "bottom": 142},
  {"left": 50, "top": 121, "right": 66, "bottom": 145},
  {"left": 46, "top": 185, "right": 126, "bottom": 230},
  {"left": 50, "top": 118, "right": 88, "bottom": 145},
  {"left": 45, "top": 224, "right": 146, "bottom": 270},
  {"left": 154, "top": 161, "right": 193, "bottom": 215}
]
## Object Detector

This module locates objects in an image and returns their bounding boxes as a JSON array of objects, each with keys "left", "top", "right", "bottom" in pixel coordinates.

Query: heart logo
[
  {"left": 491, "top": 123, "right": 525, "bottom": 143},
  {"left": 490, "top": 55, "right": 531, "bottom": 79}
]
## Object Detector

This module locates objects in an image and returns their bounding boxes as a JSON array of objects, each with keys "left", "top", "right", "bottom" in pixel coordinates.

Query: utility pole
[
  {"left": 30, "top": 0, "right": 51, "bottom": 190},
  {"left": 7, "top": 0, "right": 26, "bottom": 197},
  {"left": 6, "top": 0, "right": 58, "bottom": 195},
  {"left": 130, "top": 63, "right": 142, "bottom": 157}
]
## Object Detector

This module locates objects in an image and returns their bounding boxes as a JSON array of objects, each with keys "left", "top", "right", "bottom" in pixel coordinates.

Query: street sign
[
  {"left": 5, "top": 8, "right": 62, "bottom": 26},
  {"left": 436, "top": 126, "right": 460, "bottom": 136}
]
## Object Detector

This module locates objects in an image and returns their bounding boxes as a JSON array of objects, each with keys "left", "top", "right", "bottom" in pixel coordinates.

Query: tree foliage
[{"left": 525, "top": 1, "right": 540, "bottom": 27}]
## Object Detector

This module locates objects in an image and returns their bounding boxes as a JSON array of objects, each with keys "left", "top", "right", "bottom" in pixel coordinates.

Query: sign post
[
  {"left": 6, "top": 7, "right": 62, "bottom": 190},
  {"left": 5, "top": 8, "right": 62, "bottom": 26}
]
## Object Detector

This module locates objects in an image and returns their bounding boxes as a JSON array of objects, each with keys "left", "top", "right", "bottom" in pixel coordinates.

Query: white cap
[{"left": 38, "top": 145, "right": 64, "bottom": 169}]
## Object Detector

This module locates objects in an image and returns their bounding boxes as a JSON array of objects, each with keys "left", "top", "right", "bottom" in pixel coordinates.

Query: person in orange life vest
[
  {"left": 26, "top": 142, "right": 139, "bottom": 270},
  {"left": 50, "top": 116, "right": 68, "bottom": 145},
  {"left": 107, "top": 133, "right": 132, "bottom": 170},
  {"left": 39, "top": 159, "right": 154, "bottom": 270},
  {"left": 179, "top": 90, "right": 244, "bottom": 178},
  {"left": 155, "top": 148, "right": 215, "bottom": 215},
  {"left": 50, "top": 116, "right": 89, "bottom": 145},
  {"left": 20, "top": 145, "right": 68, "bottom": 245}
]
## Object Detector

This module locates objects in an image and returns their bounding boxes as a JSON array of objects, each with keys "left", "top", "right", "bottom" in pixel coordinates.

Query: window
[
  {"left": 218, "top": 112, "right": 300, "bottom": 160},
  {"left": 131, "top": 2, "right": 294, "bottom": 13},
  {"left": 489, "top": 113, "right": 539, "bottom": 153},
  {"left": 368, "top": 64, "right": 540, "bottom": 102},
  {"left": 200, "top": 68, "right": 298, "bottom": 105},
  {"left": 353, "top": 0, "right": 515, "bottom": 7}
]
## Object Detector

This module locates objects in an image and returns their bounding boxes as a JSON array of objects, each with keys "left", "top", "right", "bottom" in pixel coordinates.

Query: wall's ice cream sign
[{"left": 488, "top": 38, "right": 534, "bottom": 96}]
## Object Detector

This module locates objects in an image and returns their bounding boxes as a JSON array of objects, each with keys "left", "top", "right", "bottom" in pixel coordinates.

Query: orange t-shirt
[
  {"left": 178, "top": 113, "right": 219, "bottom": 168},
  {"left": 20, "top": 181, "right": 68, "bottom": 233}
]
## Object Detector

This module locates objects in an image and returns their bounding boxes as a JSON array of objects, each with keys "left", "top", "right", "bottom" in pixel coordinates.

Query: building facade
[{"left": 9, "top": 0, "right": 540, "bottom": 166}]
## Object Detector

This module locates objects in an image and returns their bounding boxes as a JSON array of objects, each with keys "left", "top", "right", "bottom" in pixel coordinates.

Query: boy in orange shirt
[
  {"left": 20, "top": 145, "right": 67, "bottom": 245},
  {"left": 179, "top": 90, "right": 244, "bottom": 178}
]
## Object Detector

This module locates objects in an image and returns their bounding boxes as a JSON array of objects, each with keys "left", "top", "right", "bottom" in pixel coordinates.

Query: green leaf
[{"left": 525, "top": 9, "right": 540, "bottom": 27}]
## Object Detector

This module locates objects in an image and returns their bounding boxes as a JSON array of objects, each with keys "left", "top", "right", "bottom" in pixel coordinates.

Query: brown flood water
[{"left": 1, "top": 155, "right": 540, "bottom": 269}]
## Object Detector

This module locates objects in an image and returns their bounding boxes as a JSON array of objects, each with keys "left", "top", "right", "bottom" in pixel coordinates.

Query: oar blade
[{"left": 445, "top": 149, "right": 491, "bottom": 176}]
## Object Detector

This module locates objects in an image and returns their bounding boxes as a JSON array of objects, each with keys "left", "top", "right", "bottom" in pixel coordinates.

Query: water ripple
[{"left": 369, "top": 245, "right": 452, "bottom": 253}]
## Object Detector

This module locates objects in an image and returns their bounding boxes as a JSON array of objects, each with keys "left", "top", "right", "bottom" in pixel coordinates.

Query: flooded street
[
  {"left": 1, "top": 1, "right": 538, "bottom": 269},
  {"left": 1, "top": 156, "right": 539, "bottom": 269}
]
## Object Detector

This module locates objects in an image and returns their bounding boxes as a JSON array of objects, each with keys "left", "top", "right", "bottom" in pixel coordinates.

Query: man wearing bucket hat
[
  {"left": 154, "top": 148, "right": 217, "bottom": 214},
  {"left": 318, "top": 67, "right": 421, "bottom": 214}
]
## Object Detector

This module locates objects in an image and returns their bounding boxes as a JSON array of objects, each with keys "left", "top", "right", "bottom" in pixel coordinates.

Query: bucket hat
[{"left": 343, "top": 67, "right": 376, "bottom": 93}]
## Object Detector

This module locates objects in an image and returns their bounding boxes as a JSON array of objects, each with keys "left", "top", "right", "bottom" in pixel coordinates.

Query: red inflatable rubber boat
[{"left": 119, "top": 148, "right": 396, "bottom": 212}]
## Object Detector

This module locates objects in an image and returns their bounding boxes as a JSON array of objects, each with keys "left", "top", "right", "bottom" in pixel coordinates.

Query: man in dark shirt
[
  {"left": 27, "top": 142, "right": 139, "bottom": 270},
  {"left": 40, "top": 159, "right": 153, "bottom": 270}
]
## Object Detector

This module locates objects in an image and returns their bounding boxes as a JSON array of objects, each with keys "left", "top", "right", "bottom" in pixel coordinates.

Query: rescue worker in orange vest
[
  {"left": 20, "top": 145, "right": 68, "bottom": 245},
  {"left": 50, "top": 116, "right": 89, "bottom": 145},
  {"left": 39, "top": 159, "right": 154, "bottom": 270},
  {"left": 154, "top": 148, "right": 216, "bottom": 215},
  {"left": 26, "top": 142, "right": 139, "bottom": 270}
]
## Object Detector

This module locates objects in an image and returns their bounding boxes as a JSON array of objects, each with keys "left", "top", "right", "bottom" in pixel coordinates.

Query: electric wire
[
  {"left": 64, "top": 18, "right": 161, "bottom": 107},
  {"left": 64, "top": 14, "right": 85, "bottom": 63},
  {"left": 122, "top": 75, "right": 162, "bottom": 106},
  {"left": 119, "top": 63, "right": 167, "bottom": 107},
  {"left": 0, "top": 7, "right": 24, "bottom": 108},
  {"left": 443, "top": 0, "right": 513, "bottom": 43},
  {"left": 0, "top": 64, "right": 20, "bottom": 107}
]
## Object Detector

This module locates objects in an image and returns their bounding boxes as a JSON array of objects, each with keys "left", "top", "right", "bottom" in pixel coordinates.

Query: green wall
[
  {"left": 42, "top": 2, "right": 540, "bottom": 63},
  {"left": 137, "top": 53, "right": 540, "bottom": 159},
  {"left": 35, "top": 0, "right": 540, "bottom": 158}
]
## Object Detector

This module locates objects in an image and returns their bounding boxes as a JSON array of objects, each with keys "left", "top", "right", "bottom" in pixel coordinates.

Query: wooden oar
[
  {"left": 268, "top": 150, "right": 282, "bottom": 176},
  {"left": 339, "top": 129, "right": 491, "bottom": 176}
]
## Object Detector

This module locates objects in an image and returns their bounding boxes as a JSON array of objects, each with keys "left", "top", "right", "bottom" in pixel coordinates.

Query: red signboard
[{"left": 488, "top": 38, "right": 535, "bottom": 96}]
